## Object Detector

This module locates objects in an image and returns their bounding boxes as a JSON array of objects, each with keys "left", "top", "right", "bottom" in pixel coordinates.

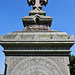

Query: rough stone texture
[
  {"left": 22, "top": 0, "right": 53, "bottom": 31},
  {"left": 1, "top": 31, "right": 71, "bottom": 40},
  {"left": 22, "top": 14, "right": 53, "bottom": 30},
  {"left": 0, "top": 0, "right": 74, "bottom": 75},
  {"left": 27, "top": 0, "right": 48, "bottom": 16},
  {"left": 0, "top": 31, "right": 74, "bottom": 75},
  {"left": 5, "top": 56, "right": 70, "bottom": 75}
]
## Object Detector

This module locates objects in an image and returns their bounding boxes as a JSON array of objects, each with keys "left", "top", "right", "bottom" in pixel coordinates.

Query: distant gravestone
[{"left": 0, "top": 0, "right": 74, "bottom": 75}]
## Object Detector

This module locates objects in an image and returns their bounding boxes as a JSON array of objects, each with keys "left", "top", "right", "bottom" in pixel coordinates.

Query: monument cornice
[
  {"left": 0, "top": 40, "right": 74, "bottom": 43},
  {"left": 3, "top": 49, "right": 71, "bottom": 56},
  {"left": 0, "top": 40, "right": 74, "bottom": 49}
]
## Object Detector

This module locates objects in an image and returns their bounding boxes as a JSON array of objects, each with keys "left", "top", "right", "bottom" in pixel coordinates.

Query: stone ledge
[
  {"left": 0, "top": 32, "right": 74, "bottom": 40},
  {"left": 0, "top": 39, "right": 74, "bottom": 42},
  {"left": 0, "top": 41, "right": 74, "bottom": 44},
  {"left": 3, "top": 50, "right": 71, "bottom": 52},
  {"left": 3, "top": 50, "right": 71, "bottom": 56}
]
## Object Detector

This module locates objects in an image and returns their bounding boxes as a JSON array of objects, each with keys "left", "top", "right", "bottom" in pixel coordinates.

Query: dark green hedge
[{"left": 69, "top": 55, "right": 75, "bottom": 75}]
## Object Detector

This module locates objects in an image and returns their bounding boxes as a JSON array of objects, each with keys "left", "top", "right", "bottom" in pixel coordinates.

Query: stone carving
[
  {"left": 5, "top": 57, "right": 24, "bottom": 75},
  {"left": 27, "top": 0, "right": 48, "bottom": 10},
  {"left": 52, "top": 35, "right": 59, "bottom": 39},
  {"left": 2, "top": 31, "right": 72, "bottom": 40},
  {"left": 22, "top": 14, "right": 53, "bottom": 29},
  {"left": 22, "top": 0, "right": 52, "bottom": 31},
  {"left": 8, "top": 57, "right": 66, "bottom": 75},
  {"left": 69, "top": 35, "right": 74, "bottom": 39},
  {"left": 34, "top": 35, "right": 39, "bottom": 40},
  {"left": 27, "top": 0, "right": 48, "bottom": 16},
  {"left": 27, "top": 25, "right": 48, "bottom": 31},
  {"left": 0, "top": 35, "right": 3, "bottom": 40},
  {"left": 15, "top": 35, "right": 21, "bottom": 39}
]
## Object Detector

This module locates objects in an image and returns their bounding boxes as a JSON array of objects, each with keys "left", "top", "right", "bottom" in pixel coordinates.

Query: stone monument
[{"left": 0, "top": 0, "right": 74, "bottom": 75}]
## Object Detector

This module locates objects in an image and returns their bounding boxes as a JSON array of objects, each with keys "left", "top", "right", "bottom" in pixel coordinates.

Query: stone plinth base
[{"left": 5, "top": 56, "right": 70, "bottom": 75}]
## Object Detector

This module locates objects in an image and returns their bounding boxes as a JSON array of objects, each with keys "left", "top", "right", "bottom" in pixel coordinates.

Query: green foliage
[{"left": 69, "top": 55, "right": 75, "bottom": 75}]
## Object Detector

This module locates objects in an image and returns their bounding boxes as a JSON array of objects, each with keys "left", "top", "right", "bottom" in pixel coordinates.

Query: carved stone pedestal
[
  {"left": 0, "top": 31, "right": 74, "bottom": 75},
  {"left": 0, "top": 0, "right": 74, "bottom": 75}
]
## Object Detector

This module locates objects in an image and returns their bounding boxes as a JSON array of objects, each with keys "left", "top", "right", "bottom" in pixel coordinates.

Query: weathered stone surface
[
  {"left": 15, "top": 35, "right": 21, "bottom": 39},
  {"left": 69, "top": 35, "right": 74, "bottom": 39},
  {"left": 0, "top": 35, "right": 3, "bottom": 40},
  {"left": 2, "top": 31, "right": 70, "bottom": 40},
  {"left": 27, "top": 0, "right": 48, "bottom": 16},
  {"left": 1, "top": 30, "right": 73, "bottom": 75},
  {"left": 5, "top": 56, "right": 70, "bottom": 75},
  {"left": 0, "top": 0, "right": 74, "bottom": 75},
  {"left": 52, "top": 35, "right": 59, "bottom": 39},
  {"left": 22, "top": 14, "right": 53, "bottom": 30},
  {"left": 22, "top": 0, "right": 52, "bottom": 31},
  {"left": 27, "top": 0, "right": 48, "bottom": 8}
]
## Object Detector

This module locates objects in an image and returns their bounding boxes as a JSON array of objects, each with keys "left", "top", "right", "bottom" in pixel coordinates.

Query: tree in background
[{"left": 69, "top": 55, "right": 75, "bottom": 75}]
